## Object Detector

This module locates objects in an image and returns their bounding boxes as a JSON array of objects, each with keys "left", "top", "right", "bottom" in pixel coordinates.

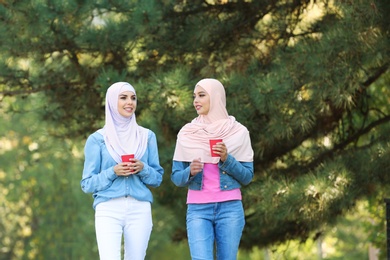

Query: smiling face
[
  {"left": 117, "top": 91, "right": 137, "bottom": 118},
  {"left": 193, "top": 86, "right": 210, "bottom": 116}
]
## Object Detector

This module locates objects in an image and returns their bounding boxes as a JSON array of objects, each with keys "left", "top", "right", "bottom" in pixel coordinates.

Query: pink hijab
[
  {"left": 173, "top": 78, "right": 253, "bottom": 163},
  {"left": 98, "top": 82, "right": 149, "bottom": 163}
]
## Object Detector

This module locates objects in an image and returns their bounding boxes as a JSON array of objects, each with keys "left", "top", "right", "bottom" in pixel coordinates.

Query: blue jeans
[{"left": 186, "top": 200, "right": 245, "bottom": 260}]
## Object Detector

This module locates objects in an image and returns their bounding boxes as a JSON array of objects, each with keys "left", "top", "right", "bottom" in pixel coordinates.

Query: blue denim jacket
[
  {"left": 81, "top": 131, "right": 164, "bottom": 209},
  {"left": 171, "top": 154, "right": 253, "bottom": 190}
]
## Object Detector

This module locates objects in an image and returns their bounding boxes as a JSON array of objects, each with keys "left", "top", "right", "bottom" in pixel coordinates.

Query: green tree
[
  {"left": 1, "top": 0, "right": 389, "bottom": 257},
  {"left": 0, "top": 94, "right": 98, "bottom": 259}
]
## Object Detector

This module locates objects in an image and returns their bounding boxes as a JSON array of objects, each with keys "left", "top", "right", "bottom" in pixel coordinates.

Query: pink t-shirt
[{"left": 187, "top": 163, "right": 242, "bottom": 204}]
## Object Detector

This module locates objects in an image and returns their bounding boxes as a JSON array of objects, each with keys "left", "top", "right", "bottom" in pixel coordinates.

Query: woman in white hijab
[
  {"left": 81, "top": 82, "right": 164, "bottom": 260},
  {"left": 171, "top": 78, "right": 254, "bottom": 260}
]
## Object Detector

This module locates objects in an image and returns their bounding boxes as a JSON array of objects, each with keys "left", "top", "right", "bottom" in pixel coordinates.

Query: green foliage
[
  {"left": 0, "top": 0, "right": 389, "bottom": 257},
  {"left": 0, "top": 94, "right": 97, "bottom": 259}
]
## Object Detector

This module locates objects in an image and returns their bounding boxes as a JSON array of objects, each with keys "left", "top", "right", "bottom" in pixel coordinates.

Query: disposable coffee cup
[
  {"left": 209, "top": 139, "right": 223, "bottom": 157},
  {"left": 121, "top": 154, "right": 134, "bottom": 162},
  {"left": 121, "top": 154, "right": 135, "bottom": 172}
]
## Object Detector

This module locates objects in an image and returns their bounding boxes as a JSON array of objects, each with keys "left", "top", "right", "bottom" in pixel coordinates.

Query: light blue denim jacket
[
  {"left": 81, "top": 131, "right": 164, "bottom": 209},
  {"left": 171, "top": 154, "right": 253, "bottom": 190}
]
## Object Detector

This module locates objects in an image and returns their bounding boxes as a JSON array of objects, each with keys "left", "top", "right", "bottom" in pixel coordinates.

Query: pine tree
[{"left": 0, "top": 0, "right": 389, "bottom": 251}]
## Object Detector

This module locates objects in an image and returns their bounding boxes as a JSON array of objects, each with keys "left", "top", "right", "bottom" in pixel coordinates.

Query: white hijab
[{"left": 98, "top": 82, "right": 149, "bottom": 163}]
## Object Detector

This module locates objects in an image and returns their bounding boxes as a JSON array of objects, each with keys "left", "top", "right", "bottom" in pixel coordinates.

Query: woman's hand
[
  {"left": 114, "top": 159, "right": 144, "bottom": 176},
  {"left": 212, "top": 142, "right": 228, "bottom": 162},
  {"left": 190, "top": 158, "right": 204, "bottom": 176}
]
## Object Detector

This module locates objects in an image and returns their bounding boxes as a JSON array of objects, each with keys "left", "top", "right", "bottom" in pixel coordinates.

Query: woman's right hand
[
  {"left": 190, "top": 158, "right": 203, "bottom": 176},
  {"left": 114, "top": 163, "right": 133, "bottom": 176}
]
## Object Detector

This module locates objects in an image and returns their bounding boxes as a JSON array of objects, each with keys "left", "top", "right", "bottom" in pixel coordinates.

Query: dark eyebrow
[
  {"left": 194, "top": 91, "right": 206, "bottom": 95},
  {"left": 119, "top": 93, "right": 136, "bottom": 97}
]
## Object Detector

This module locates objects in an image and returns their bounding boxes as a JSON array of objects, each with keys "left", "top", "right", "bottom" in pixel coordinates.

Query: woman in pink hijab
[
  {"left": 171, "top": 78, "right": 254, "bottom": 260},
  {"left": 81, "top": 82, "right": 164, "bottom": 260}
]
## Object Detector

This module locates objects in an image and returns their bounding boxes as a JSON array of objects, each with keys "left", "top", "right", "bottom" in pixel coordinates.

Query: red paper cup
[
  {"left": 121, "top": 154, "right": 134, "bottom": 162},
  {"left": 209, "top": 139, "right": 223, "bottom": 157},
  {"left": 121, "top": 154, "right": 135, "bottom": 172}
]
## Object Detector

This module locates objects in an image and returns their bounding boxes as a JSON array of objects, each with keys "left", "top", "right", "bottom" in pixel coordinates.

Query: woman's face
[
  {"left": 117, "top": 91, "right": 137, "bottom": 118},
  {"left": 193, "top": 86, "right": 210, "bottom": 115}
]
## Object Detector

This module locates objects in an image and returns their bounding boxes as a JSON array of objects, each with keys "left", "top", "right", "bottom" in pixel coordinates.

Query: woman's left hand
[
  {"left": 130, "top": 159, "right": 144, "bottom": 174},
  {"left": 213, "top": 142, "right": 228, "bottom": 162}
]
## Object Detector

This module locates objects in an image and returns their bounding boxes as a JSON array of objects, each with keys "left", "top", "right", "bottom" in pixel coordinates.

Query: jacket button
[
  {"left": 224, "top": 185, "right": 227, "bottom": 189},
  {"left": 222, "top": 171, "right": 226, "bottom": 174}
]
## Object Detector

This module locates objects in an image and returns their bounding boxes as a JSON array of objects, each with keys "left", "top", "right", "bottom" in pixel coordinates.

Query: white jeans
[{"left": 95, "top": 196, "right": 153, "bottom": 260}]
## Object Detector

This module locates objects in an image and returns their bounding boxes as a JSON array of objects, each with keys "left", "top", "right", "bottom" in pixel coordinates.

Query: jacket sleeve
[
  {"left": 171, "top": 160, "right": 192, "bottom": 187},
  {"left": 136, "top": 131, "right": 164, "bottom": 188},
  {"left": 80, "top": 135, "right": 118, "bottom": 194},
  {"left": 219, "top": 154, "right": 254, "bottom": 186}
]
